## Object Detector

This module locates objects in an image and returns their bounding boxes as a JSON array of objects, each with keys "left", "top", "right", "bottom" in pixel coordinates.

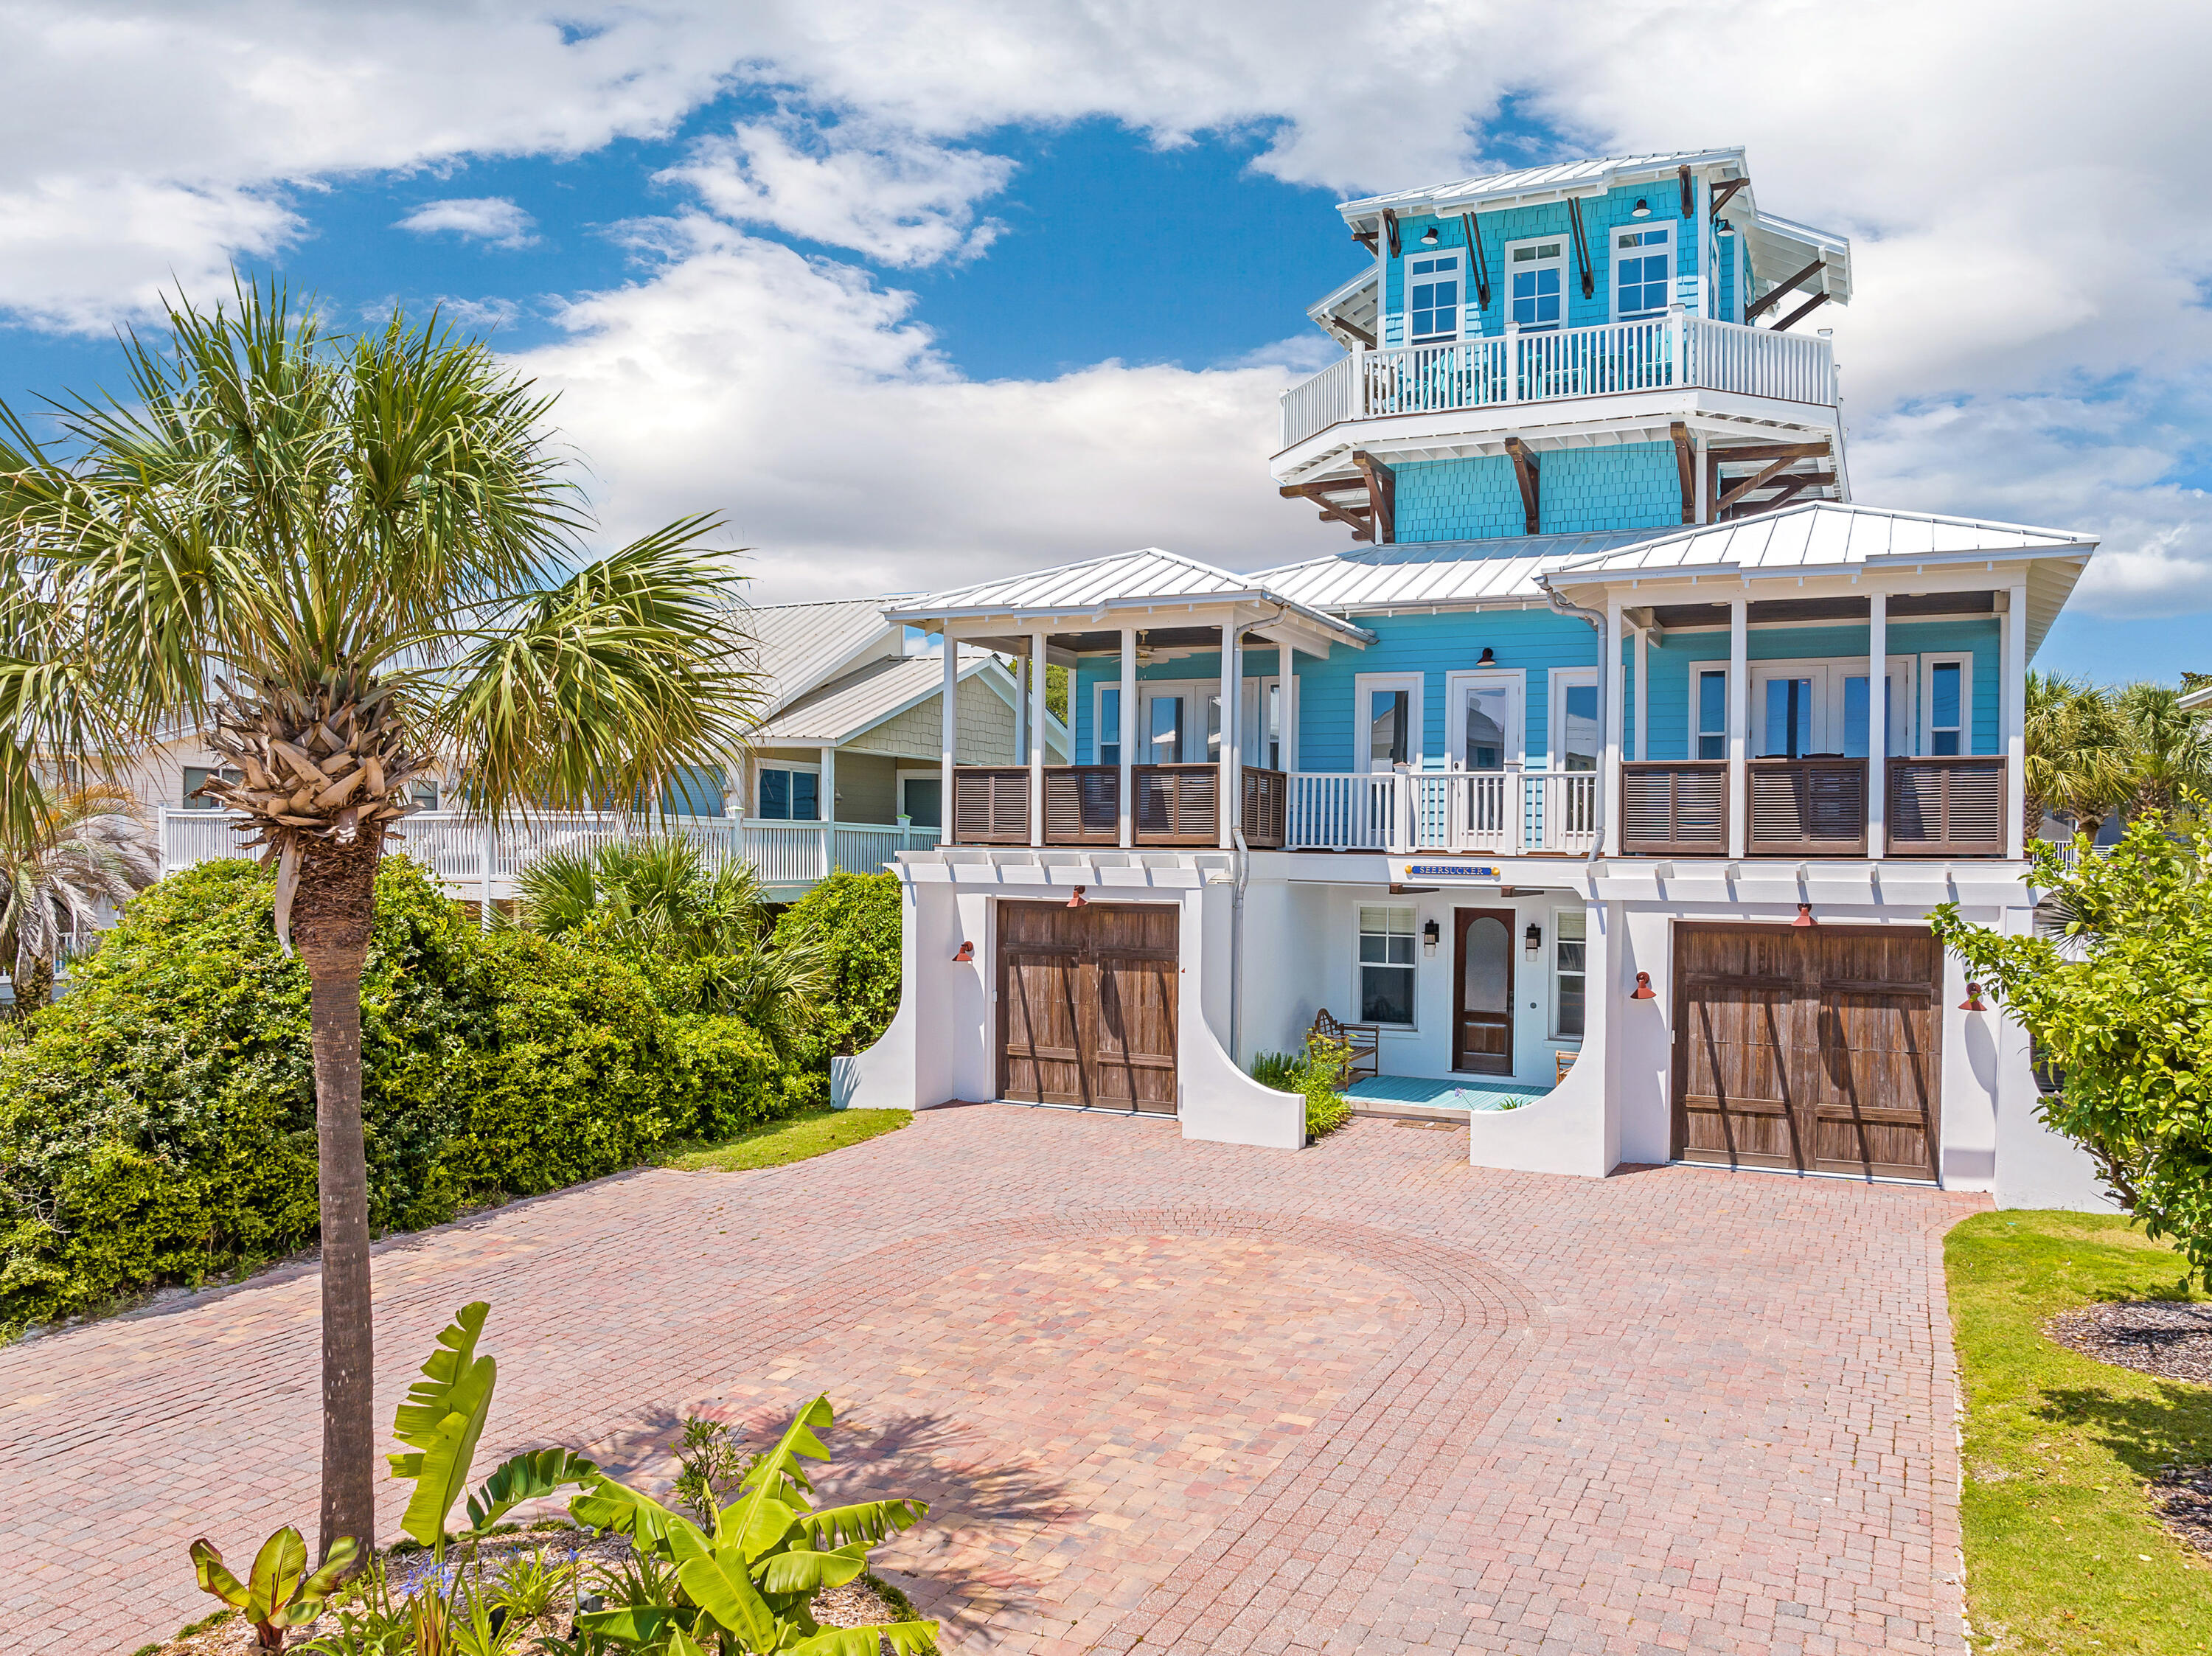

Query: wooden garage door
[
  {"left": 998, "top": 901, "right": 1178, "bottom": 1113},
  {"left": 1672, "top": 924, "right": 1941, "bottom": 1182}
]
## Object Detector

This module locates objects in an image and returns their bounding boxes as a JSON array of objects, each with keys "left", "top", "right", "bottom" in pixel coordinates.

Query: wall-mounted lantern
[
  {"left": 1476, "top": 647, "right": 1496, "bottom": 667},
  {"left": 1523, "top": 922, "right": 1542, "bottom": 957},
  {"left": 1067, "top": 885, "right": 1089, "bottom": 908},
  {"left": 1630, "top": 198, "right": 1652, "bottom": 219},
  {"left": 951, "top": 941, "right": 975, "bottom": 963},
  {"left": 1632, "top": 970, "right": 1658, "bottom": 1000},
  {"left": 1419, "top": 223, "right": 1440, "bottom": 245},
  {"left": 1791, "top": 902, "right": 1818, "bottom": 928},
  {"left": 1959, "top": 981, "right": 1987, "bottom": 1011},
  {"left": 1422, "top": 919, "right": 1441, "bottom": 956}
]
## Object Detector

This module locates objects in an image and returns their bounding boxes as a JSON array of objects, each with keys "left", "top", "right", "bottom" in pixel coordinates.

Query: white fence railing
[
  {"left": 1279, "top": 311, "right": 1837, "bottom": 449},
  {"left": 156, "top": 809, "right": 940, "bottom": 894},
  {"left": 1285, "top": 769, "right": 1598, "bottom": 855}
]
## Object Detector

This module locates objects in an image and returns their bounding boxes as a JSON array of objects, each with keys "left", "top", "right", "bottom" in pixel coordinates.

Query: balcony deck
[
  {"left": 1278, "top": 313, "right": 1837, "bottom": 456},
  {"left": 1619, "top": 756, "right": 2010, "bottom": 859}
]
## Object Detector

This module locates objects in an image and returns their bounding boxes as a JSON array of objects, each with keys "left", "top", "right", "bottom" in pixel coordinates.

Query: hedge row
[{"left": 0, "top": 857, "right": 849, "bottom": 1336}]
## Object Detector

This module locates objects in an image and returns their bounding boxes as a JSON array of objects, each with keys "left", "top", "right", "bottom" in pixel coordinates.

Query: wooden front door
[
  {"left": 1672, "top": 923, "right": 1941, "bottom": 1181},
  {"left": 998, "top": 901, "right": 1178, "bottom": 1113},
  {"left": 1452, "top": 908, "right": 1514, "bottom": 1075}
]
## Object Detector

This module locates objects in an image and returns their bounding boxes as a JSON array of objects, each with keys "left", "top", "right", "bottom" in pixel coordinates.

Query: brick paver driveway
[{"left": 3, "top": 1104, "right": 1984, "bottom": 1656}]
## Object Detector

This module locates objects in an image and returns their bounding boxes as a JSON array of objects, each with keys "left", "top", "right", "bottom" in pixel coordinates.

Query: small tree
[
  {"left": 0, "top": 784, "right": 159, "bottom": 1007},
  {"left": 1931, "top": 807, "right": 2212, "bottom": 1277}
]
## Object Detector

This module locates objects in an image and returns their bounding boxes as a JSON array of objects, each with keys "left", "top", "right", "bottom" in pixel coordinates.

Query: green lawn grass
[
  {"left": 657, "top": 1107, "right": 911, "bottom": 1173},
  {"left": 1948, "top": 1210, "right": 2212, "bottom": 1652}
]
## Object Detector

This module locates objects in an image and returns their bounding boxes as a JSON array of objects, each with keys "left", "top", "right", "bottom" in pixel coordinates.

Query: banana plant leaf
[
  {"left": 574, "top": 1604, "right": 700, "bottom": 1643},
  {"left": 793, "top": 1499, "right": 930, "bottom": 1554},
  {"left": 723, "top": 1396, "right": 836, "bottom": 1563},
  {"left": 392, "top": 1303, "right": 492, "bottom": 1447},
  {"left": 785, "top": 1622, "right": 940, "bottom": 1656},
  {"left": 386, "top": 1303, "right": 498, "bottom": 1556},
  {"left": 756, "top": 1548, "right": 867, "bottom": 1597},
  {"left": 465, "top": 1447, "right": 598, "bottom": 1533},
  {"left": 247, "top": 1526, "right": 307, "bottom": 1619},
  {"left": 571, "top": 1472, "right": 699, "bottom": 1556},
  {"left": 669, "top": 1520, "right": 781, "bottom": 1650}
]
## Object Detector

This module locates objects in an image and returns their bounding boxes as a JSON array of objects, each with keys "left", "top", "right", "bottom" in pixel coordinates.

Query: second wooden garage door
[
  {"left": 1672, "top": 923, "right": 1941, "bottom": 1182},
  {"left": 998, "top": 900, "right": 1178, "bottom": 1113}
]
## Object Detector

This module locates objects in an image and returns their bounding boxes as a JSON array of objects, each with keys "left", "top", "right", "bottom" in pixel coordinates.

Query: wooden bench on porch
[{"left": 1310, "top": 1009, "right": 1380, "bottom": 1083}]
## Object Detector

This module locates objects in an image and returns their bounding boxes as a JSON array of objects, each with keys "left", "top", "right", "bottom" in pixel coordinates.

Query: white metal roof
[
  {"left": 1736, "top": 210, "right": 1852, "bottom": 307},
  {"left": 1339, "top": 150, "right": 1745, "bottom": 218},
  {"left": 752, "top": 647, "right": 1067, "bottom": 755},
  {"left": 732, "top": 596, "right": 902, "bottom": 712},
  {"left": 1253, "top": 530, "right": 1669, "bottom": 611},
  {"left": 885, "top": 547, "right": 1375, "bottom": 646}
]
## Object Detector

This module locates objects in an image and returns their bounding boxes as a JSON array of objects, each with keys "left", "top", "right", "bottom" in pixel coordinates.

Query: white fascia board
[
  {"left": 1307, "top": 267, "right": 1376, "bottom": 322},
  {"left": 1338, "top": 150, "right": 1745, "bottom": 223},
  {"left": 900, "top": 594, "right": 1373, "bottom": 650}
]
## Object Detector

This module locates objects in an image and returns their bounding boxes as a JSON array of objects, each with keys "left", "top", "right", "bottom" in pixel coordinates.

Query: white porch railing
[
  {"left": 1279, "top": 312, "right": 1837, "bottom": 450},
  {"left": 156, "top": 809, "right": 940, "bottom": 895},
  {"left": 1285, "top": 770, "right": 1598, "bottom": 856}
]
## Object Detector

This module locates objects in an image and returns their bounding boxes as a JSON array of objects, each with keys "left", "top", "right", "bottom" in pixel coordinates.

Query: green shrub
[
  {"left": 0, "top": 857, "right": 789, "bottom": 1336},
  {"left": 771, "top": 872, "right": 902, "bottom": 1085},
  {"left": 1248, "top": 1037, "right": 1353, "bottom": 1140}
]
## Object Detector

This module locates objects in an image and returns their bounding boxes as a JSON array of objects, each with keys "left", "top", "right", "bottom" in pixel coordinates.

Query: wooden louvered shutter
[
  {"left": 1887, "top": 759, "right": 2004, "bottom": 855},
  {"left": 953, "top": 768, "right": 1030, "bottom": 844},
  {"left": 1620, "top": 764, "right": 1727, "bottom": 855}
]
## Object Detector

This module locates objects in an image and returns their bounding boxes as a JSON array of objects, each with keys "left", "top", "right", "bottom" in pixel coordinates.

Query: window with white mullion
[
  {"left": 1506, "top": 237, "right": 1566, "bottom": 331},
  {"left": 1611, "top": 223, "right": 1674, "bottom": 321},
  {"left": 1357, "top": 904, "right": 1419, "bottom": 1027},
  {"left": 1406, "top": 249, "right": 1464, "bottom": 344},
  {"left": 1552, "top": 907, "right": 1587, "bottom": 1040}
]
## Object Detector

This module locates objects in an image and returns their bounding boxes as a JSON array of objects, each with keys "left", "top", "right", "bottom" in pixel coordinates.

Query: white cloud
[
  {"left": 509, "top": 220, "right": 1340, "bottom": 599},
  {"left": 659, "top": 116, "right": 1013, "bottom": 266},
  {"left": 396, "top": 197, "right": 538, "bottom": 248}
]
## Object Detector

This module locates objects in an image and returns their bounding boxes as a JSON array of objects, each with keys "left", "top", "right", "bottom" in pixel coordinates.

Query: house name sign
[{"left": 1395, "top": 861, "right": 1504, "bottom": 883}]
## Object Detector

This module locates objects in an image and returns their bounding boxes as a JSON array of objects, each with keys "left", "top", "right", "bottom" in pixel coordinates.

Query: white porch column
[
  {"left": 1866, "top": 591, "right": 1888, "bottom": 860},
  {"left": 479, "top": 813, "right": 494, "bottom": 932},
  {"left": 1218, "top": 619, "right": 1239, "bottom": 850},
  {"left": 2006, "top": 580, "right": 2028, "bottom": 858},
  {"left": 1279, "top": 640, "right": 1299, "bottom": 771},
  {"left": 1726, "top": 595, "right": 1749, "bottom": 859},
  {"left": 818, "top": 744, "right": 837, "bottom": 876},
  {"left": 1693, "top": 432, "right": 1710, "bottom": 523},
  {"left": 1118, "top": 625, "right": 1137, "bottom": 849},
  {"left": 1632, "top": 622, "right": 1648, "bottom": 763},
  {"left": 1013, "top": 637, "right": 1029, "bottom": 764},
  {"left": 1602, "top": 594, "right": 1624, "bottom": 855},
  {"left": 1029, "top": 627, "right": 1048, "bottom": 848},
  {"left": 938, "top": 629, "right": 957, "bottom": 846}
]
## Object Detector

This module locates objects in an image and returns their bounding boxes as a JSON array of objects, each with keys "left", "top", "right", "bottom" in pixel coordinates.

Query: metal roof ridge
[
  {"left": 1545, "top": 500, "right": 2097, "bottom": 575},
  {"left": 1336, "top": 148, "right": 1744, "bottom": 215}
]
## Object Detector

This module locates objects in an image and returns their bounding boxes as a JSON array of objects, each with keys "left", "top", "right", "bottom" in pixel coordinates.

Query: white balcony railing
[
  {"left": 1284, "top": 770, "right": 1598, "bottom": 855},
  {"left": 1279, "top": 311, "right": 1837, "bottom": 451},
  {"left": 156, "top": 808, "right": 941, "bottom": 896}
]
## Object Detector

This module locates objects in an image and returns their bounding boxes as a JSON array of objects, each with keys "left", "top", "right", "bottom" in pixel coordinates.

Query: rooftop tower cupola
[{"left": 1274, "top": 148, "right": 1852, "bottom": 544}]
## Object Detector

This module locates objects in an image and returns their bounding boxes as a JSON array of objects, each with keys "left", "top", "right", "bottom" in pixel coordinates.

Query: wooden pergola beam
[
  {"left": 1279, "top": 480, "right": 1376, "bottom": 541},
  {"left": 1503, "top": 436, "right": 1542, "bottom": 535},
  {"left": 1671, "top": 420, "right": 1696, "bottom": 524},
  {"left": 1770, "top": 291, "right": 1832, "bottom": 334},
  {"left": 1742, "top": 255, "right": 1826, "bottom": 322},
  {"left": 1728, "top": 471, "right": 1836, "bottom": 518},
  {"left": 1352, "top": 449, "right": 1397, "bottom": 545},
  {"left": 1713, "top": 455, "right": 1800, "bottom": 514},
  {"left": 1708, "top": 439, "right": 1831, "bottom": 464},
  {"left": 1329, "top": 314, "right": 1377, "bottom": 349}
]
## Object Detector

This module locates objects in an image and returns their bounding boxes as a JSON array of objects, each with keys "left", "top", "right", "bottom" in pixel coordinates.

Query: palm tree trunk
[{"left": 296, "top": 837, "right": 383, "bottom": 1564}]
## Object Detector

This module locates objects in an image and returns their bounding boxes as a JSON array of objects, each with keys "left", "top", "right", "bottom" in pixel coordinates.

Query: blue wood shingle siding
[{"left": 1071, "top": 613, "right": 2002, "bottom": 771}]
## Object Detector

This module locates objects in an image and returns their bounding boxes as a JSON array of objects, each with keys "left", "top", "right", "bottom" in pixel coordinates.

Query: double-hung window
[
  {"left": 1613, "top": 224, "right": 1673, "bottom": 319},
  {"left": 1408, "top": 250, "right": 1462, "bottom": 343},
  {"left": 1508, "top": 240, "right": 1565, "bottom": 330},
  {"left": 1098, "top": 686, "right": 1121, "bottom": 768},
  {"left": 1695, "top": 668, "right": 1728, "bottom": 760},
  {"left": 1358, "top": 905, "right": 1419, "bottom": 1026},
  {"left": 1553, "top": 909, "right": 1587, "bottom": 1040}
]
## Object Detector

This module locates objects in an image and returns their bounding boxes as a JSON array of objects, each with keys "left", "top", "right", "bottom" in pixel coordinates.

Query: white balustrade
[
  {"left": 1284, "top": 770, "right": 1600, "bottom": 856},
  {"left": 1277, "top": 313, "right": 1835, "bottom": 448}
]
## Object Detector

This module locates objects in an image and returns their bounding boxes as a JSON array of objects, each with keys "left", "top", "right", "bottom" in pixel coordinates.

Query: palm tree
[
  {"left": 0, "top": 784, "right": 161, "bottom": 1008},
  {"left": 0, "top": 281, "right": 759, "bottom": 1559},
  {"left": 2022, "top": 672, "right": 2131, "bottom": 843},
  {"left": 2118, "top": 681, "right": 2212, "bottom": 822}
]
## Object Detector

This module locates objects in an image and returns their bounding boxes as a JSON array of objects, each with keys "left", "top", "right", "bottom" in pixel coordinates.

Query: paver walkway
[{"left": 1, "top": 1104, "right": 1985, "bottom": 1656}]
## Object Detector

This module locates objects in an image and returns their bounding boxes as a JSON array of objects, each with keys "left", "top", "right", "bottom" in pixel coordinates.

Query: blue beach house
[{"left": 850, "top": 149, "right": 2104, "bottom": 1209}]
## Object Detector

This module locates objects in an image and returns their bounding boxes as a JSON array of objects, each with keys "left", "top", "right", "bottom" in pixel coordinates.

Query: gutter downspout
[{"left": 1539, "top": 575, "right": 1609, "bottom": 865}]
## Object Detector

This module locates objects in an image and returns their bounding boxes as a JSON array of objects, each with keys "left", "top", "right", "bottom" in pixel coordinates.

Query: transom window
[
  {"left": 1358, "top": 905, "right": 1419, "bottom": 1026},
  {"left": 1408, "top": 251, "right": 1462, "bottom": 342},
  {"left": 1508, "top": 239, "right": 1565, "bottom": 330},
  {"left": 1613, "top": 224, "right": 1673, "bottom": 319}
]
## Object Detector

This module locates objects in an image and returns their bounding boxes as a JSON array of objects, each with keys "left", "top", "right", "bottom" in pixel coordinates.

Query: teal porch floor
[{"left": 1346, "top": 1074, "right": 1550, "bottom": 1113}]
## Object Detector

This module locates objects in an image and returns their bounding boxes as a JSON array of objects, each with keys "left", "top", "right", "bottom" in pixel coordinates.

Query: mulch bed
[
  {"left": 2047, "top": 1298, "right": 2212, "bottom": 1386},
  {"left": 2045, "top": 1298, "right": 2212, "bottom": 1562},
  {"left": 139, "top": 1525, "right": 914, "bottom": 1656}
]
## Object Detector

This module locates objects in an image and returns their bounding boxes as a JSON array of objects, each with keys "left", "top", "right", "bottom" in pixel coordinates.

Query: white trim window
[
  {"left": 1355, "top": 672, "right": 1424, "bottom": 773},
  {"left": 1548, "top": 668, "right": 1600, "bottom": 772},
  {"left": 1612, "top": 223, "right": 1674, "bottom": 320},
  {"left": 897, "top": 768, "right": 942, "bottom": 828},
  {"left": 181, "top": 764, "right": 242, "bottom": 809},
  {"left": 1695, "top": 666, "right": 1729, "bottom": 759},
  {"left": 1552, "top": 907, "right": 1587, "bottom": 1040},
  {"left": 755, "top": 761, "right": 821, "bottom": 821},
  {"left": 1506, "top": 237, "right": 1567, "bottom": 330},
  {"left": 1407, "top": 248, "right": 1464, "bottom": 343},
  {"left": 1357, "top": 903, "right": 1419, "bottom": 1027},
  {"left": 1095, "top": 683, "right": 1123, "bottom": 768},
  {"left": 1921, "top": 653, "right": 1972, "bottom": 756},
  {"left": 1749, "top": 656, "right": 1913, "bottom": 758},
  {"left": 1445, "top": 669, "right": 1524, "bottom": 770}
]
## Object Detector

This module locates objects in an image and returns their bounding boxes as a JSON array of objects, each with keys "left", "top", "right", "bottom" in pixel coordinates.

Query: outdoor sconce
[
  {"left": 1791, "top": 902, "right": 1818, "bottom": 928},
  {"left": 1632, "top": 970, "right": 1658, "bottom": 1000},
  {"left": 1630, "top": 197, "right": 1652, "bottom": 219},
  {"left": 1419, "top": 223, "right": 1440, "bottom": 244},
  {"left": 1523, "top": 922, "right": 1542, "bottom": 957},
  {"left": 1475, "top": 647, "right": 1496, "bottom": 667},
  {"left": 951, "top": 941, "right": 975, "bottom": 963},
  {"left": 1422, "top": 919, "right": 1441, "bottom": 955},
  {"left": 1067, "top": 885, "right": 1089, "bottom": 908},
  {"left": 1960, "top": 982, "right": 1987, "bottom": 1012}
]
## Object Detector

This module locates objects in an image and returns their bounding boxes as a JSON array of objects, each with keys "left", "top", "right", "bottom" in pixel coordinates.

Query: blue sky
[{"left": 3, "top": 2, "right": 2207, "bottom": 686}]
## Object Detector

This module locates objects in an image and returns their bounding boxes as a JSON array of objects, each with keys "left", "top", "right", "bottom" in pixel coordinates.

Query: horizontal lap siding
[
  {"left": 1072, "top": 650, "right": 1287, "bottom": 765},
  {"left": 1641, "top": 617, "right": 2001, "bottom": 761}
]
